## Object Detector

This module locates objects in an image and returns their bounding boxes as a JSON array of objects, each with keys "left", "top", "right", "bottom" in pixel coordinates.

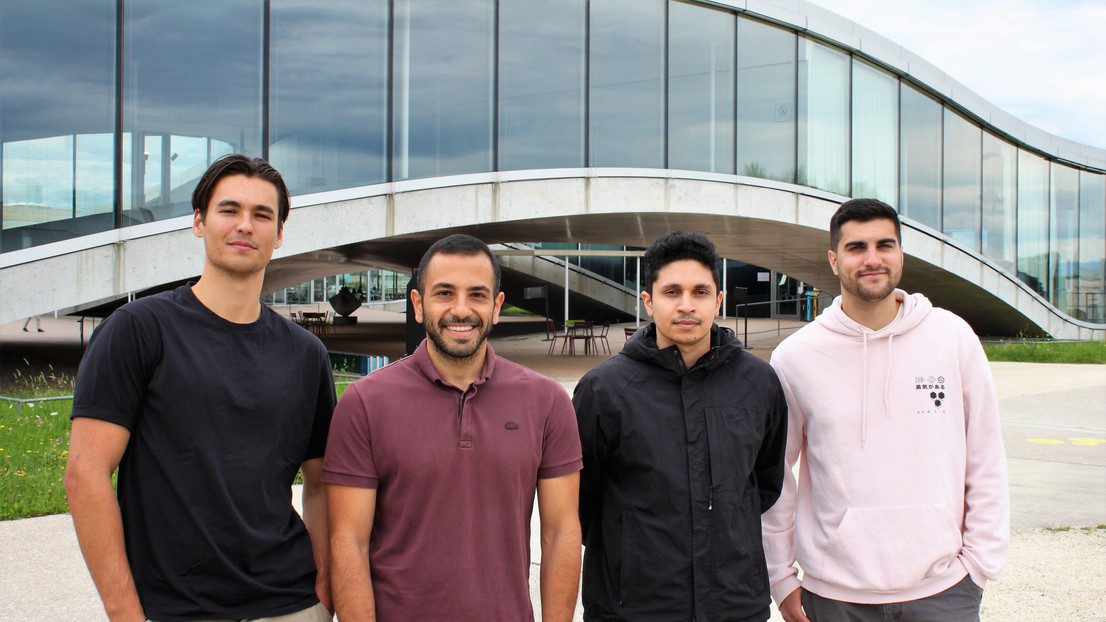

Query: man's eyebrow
[{"left": 214, "top": 199, "right": 276, "bottom": 215}]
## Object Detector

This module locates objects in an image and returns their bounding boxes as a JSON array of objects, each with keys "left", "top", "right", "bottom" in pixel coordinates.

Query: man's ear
[
  {"left": 410, "top": 289, "right": 424, "bottom": 324},
  {"left": 827, "top": 249, "right": 839, "bottom": 276},
  {"left": 192, "top": 210, "right": 205, "bottom": 238},
  {"left": 641, "top": 290, "right": 655, "bottom": 318}
]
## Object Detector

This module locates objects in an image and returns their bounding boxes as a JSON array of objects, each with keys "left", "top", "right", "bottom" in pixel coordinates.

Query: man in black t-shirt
[{"left": 66, "top": 155, "right": 335, "bottom": 622}]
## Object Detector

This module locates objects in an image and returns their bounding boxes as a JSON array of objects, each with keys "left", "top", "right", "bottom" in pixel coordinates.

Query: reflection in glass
[
  {"left": 900, "top": 85, "right": 942, "bottom": 229},
  {"left": 498, "top": 0, "right": 585, "bottom": 170},
  {"left": 589, "top": 0, "right": 665, "bottom": 168},
  {"left": 799, "top": 39, "right": 850, "bottom": 194},
  {"left": 394, "top": 0, "right": 493, "bottom": 180},
  {"left": 852, "top": 60, "right": 898, "bottom": 204},
  {"left": 737, "top": 17, "right": 796, "bottom": 182},
  {"left": 1078, "top": 173, "right": 1106, "bottom": 322},
  {"left": 982, "top": 133, "right": 1017, "bottom": 271},
  {"left": 943, "top": 111, "right": 981, "bottom": 250},
  {"left": 669, "top": 1, "right": 734, "bottom": 173},
  {"left": 124, "top": 0, "right": 263, "bottom": 222},
  {"left": 1017, "top": 150, "right": 1049, "bottom": 296},
  {"left": 271, "top": 0, "right": 388, "bottom": 193},
  {"left": 1050, "top": 164, "right": 1079, "bottom": 313},
  {"left": 1, "top": 0, "right": 116, "bottom": 251}
]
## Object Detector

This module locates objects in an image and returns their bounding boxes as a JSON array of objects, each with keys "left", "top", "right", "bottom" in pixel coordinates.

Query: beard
[
  {"left": 423, "top": 312, "right": 493, "bottom": 363},
  {"left": 842, "top": 269, "right": 900, "bottom": 303}
]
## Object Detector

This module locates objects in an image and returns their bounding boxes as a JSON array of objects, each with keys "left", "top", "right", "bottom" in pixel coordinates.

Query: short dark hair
[
  {"left": 829, "top": 198, "right": 901, "bottom": 250},
  {"left": 416, "top": 234, "right": 501, "bottom": 294},
  {"left": 642, "top": 231, "right": 722, "bottom": 294},
  {"left": 191, "top": 154, "right": 291, "bottom": 231}
]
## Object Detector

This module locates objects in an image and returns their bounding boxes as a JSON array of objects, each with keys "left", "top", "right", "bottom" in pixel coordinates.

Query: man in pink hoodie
[{"left": 762, "top": 198, "right": 1009, "bottom": 621}]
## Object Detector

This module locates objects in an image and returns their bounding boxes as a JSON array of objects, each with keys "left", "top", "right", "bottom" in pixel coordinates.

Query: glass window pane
[
  {"left": 394, "top": 0, "right": 493, "bottom": 180},
  {"left": 851, "top": 60, "right": 898, "bottom": 204},
  {"left": 737, "top": 17, "right": 795, "bottom": 182},
  {"left": 124, "top": 0, "right": 262, "bottom": 222},
  {"left": 899, "top": 84, "right": 942, "bottom": 230},
  {"left": 982, "top": 133, "right": 1018, "bottom": 271},
  {"left": 589, "top": 0, "right": 665, "bottom": 168},
  {"left": 1, "top": 0, "right": 116, "bottom": 252},
  {"left": 1017, "top": 150, "right": 1049, "bottom": 297},
  {"left": 1078, "top": 173, "right": 1105, "bottom": 322},
  {"left": 75, "top": 133, "right": 115, "bottom": 219},
  {"left": 942, "top": 111, "right": 982, "bottom": 251},
  {"left": 1050, "top": 164, "right": 1079, "bottom": 313},
  {"left": 668, "top": 1, "right": 734, "bottom": 174},
  {"left": 499, "top": 0, "right": 585, "bottom": 170},
  {"left": 271, "top": 0, "right": 388, "bottom": 194},
  {"left": 798, "top": 39, "right": 850, "bottom": 194}
]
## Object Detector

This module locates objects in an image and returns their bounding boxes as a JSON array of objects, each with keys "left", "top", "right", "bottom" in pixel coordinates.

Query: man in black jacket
[{"left": 573, "top": 231, "right": 788, "bottom": 621}]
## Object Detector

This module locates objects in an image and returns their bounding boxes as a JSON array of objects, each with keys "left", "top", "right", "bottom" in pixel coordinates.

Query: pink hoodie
[{"left": 762, "top": 290, "right": 1009, "bottom": 605}]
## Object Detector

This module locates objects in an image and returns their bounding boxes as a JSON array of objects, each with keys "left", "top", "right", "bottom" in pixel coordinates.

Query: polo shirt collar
[{"left": 411, "top": 339, "right": 497, "bottom": 389}]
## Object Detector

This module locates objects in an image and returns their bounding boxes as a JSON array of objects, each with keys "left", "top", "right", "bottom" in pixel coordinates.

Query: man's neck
[
  {"left": 191, "top": 270, "right": 265, "bottom": 324},
  {"left": 840, "top": 292, "right": 900, "bottom": 331},
  {"left": 427, "top": 342, "right": 487, "bottom": 390}
]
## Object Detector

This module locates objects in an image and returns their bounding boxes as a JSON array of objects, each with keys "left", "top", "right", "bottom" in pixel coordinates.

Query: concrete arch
[{"left": 2, "top": 169, "right": 1102, "bottom": 339}]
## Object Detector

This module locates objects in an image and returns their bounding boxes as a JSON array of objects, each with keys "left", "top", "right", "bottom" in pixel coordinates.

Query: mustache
[
  {"left": 672, "top": 315, "right": 701, "bottom": 324},
  {"left": 440, "top": 315, "right": 481, "bottom": 327}
]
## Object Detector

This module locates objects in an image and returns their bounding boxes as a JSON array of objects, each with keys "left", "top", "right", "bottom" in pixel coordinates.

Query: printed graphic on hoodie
[{"left": 914, "top": 375, "right": 947, "bottom": 413}]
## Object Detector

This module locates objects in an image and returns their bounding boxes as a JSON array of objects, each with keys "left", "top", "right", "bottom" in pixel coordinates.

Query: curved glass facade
[{"left": 1, "top": 0, "right": 1103, "bottom": 321}]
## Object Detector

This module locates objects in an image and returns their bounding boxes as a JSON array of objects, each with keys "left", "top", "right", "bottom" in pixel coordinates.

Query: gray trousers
[
  {"left": 801, "top": 575, "right": 983, "bottom": 622},
  {"left": 149, "top": 600, "right": 332, "bottom": 622}
]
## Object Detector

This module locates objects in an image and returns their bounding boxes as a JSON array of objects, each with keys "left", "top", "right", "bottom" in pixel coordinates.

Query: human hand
[{"left": 779, "top": 587, "right": 811, "bottom": 622}]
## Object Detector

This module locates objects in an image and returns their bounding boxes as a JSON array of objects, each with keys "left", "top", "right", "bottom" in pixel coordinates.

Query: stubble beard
[{"left": 423, "top": 313, "right": 491, "bottom": 363}]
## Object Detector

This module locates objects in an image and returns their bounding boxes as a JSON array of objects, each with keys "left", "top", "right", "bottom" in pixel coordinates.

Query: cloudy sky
[{"left": 810, "top": 0, "right": 1106, "bottom": 150}]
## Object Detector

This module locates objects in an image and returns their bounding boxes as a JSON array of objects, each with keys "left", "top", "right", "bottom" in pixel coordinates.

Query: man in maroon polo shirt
[{"left": 324, "top": 234, "right": 583, "bottom": 622}]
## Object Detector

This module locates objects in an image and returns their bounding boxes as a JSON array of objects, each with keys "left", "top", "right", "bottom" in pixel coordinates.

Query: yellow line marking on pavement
[
  {"left": 1069, "top": 438, "right": 1106, "bottom": 446},
  {"left": 1027, "top": 439, "right": 1065, "bottom": 445}
]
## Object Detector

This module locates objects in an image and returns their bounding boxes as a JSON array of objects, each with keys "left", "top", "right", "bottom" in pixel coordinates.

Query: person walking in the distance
[
  {"left": 573, "top": 230, "right": 788, "bottom": 621},
  {"left": 66, "top": 155, "right": 335, "bottom": 622},
  {"left": 762, "top": 198, "right": 1009, "bottom": 622},
  {"left": 325, "top": 234, "right": 582, "bottom": 622}
]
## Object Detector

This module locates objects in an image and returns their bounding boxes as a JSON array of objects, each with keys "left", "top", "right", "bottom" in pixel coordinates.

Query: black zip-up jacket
[{"left": 573, "top": 323, "right": 788, "bottom": 621}]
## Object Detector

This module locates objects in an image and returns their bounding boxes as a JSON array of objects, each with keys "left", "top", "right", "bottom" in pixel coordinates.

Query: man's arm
[
  {"left": 64, "top": 418, "right": 144, "bottom": 622},
  {"left": 536, "top": 472, "right": 582, "bottom": 622},
  {"left": 300, "top": 458, "right": 331, "bottom": 612},
  {"left": 328, "top": 483, "right": 378, "bottom": 622},
  {"left": 778, "top": 588, "right": 811, "bottom": 622},
  {"left": 958, "top": 335, "right": 1010, "bottom": 587}
]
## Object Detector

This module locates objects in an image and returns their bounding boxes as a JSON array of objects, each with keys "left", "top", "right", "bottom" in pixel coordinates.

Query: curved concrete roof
[{"left": 3, "top": 170, "right": 1102, "bottom": 339}]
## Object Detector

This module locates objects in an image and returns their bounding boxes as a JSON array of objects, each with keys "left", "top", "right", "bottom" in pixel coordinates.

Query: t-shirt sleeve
[
  {"left": 538, "top": 383, "right": 583, "bottom": 480},
  {"left": 321, "top": 381, "right": 380, "bottom": 489},
  {"left": 72, "top": 309, "right": 158, "bottom": 430},
  {"left": 303, "top": 343, "right": 337, "bottom": 462}
]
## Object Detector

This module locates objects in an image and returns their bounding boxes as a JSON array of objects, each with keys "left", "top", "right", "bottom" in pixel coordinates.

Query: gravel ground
[{"left": 980, "top": 527, "right": 1106, "bottom": 622}]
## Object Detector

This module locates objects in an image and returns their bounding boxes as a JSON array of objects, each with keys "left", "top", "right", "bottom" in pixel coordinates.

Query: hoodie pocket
[{"left": 820, "top": 505, "right": 963, "bottom": 592}]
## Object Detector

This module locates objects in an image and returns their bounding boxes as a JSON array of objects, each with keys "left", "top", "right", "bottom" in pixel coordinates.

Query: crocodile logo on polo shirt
[{"left": 505, "top": 422, "right": 520, "bottom": 430}]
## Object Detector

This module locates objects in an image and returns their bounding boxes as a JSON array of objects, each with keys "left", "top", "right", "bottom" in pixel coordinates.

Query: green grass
[
  {"left": 0, "top": 363, "right": 357, "bottom": 521},
  {"left": 982, "top": 340, "right": 1106, "bottom": 364},
  {"left": 0, "top": 398, "right": 73, "bottom": 520}
]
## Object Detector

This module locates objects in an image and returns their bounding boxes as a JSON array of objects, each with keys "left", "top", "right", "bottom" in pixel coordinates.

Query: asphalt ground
[{"left": 1, "top": 309, "right": 1103, "bottom": 621}]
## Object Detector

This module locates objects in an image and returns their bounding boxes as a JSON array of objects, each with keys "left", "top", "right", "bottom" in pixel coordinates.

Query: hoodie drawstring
[
  {"left": 861, "top": 331, "right": 868, "bottom": 447},
  {"left": 884, "top": 333, "right": 895, "bottom": 418}
]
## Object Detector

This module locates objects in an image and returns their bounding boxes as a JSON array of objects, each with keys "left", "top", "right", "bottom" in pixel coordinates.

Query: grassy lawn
[
  {"left": 0, "top": 365, "right": 356, "bottom": 521},
  {"left": 983, "top": 340, "right": 1106, "bottom": 364}
]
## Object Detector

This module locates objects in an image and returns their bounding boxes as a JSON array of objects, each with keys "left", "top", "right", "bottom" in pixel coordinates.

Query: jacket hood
[
  {"left": 621, "top": 322, "right": 743, "bottom": 374},
  {"left": 815, "top": 289, "right": 933, "bottom": 446}
]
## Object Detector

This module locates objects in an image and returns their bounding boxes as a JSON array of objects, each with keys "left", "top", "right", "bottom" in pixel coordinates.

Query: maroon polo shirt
[{"left": 322, "top": 341, "right": 582, "bottom": 621}]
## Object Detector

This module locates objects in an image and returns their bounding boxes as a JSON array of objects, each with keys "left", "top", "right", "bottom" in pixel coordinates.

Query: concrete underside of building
[{"left": 3, "top": 172, "right": 1101, "bottom": 340}]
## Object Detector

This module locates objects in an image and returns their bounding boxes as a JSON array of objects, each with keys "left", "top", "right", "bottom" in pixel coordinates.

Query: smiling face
[
  {"left": 829, "top": 217, "right": 904, "bottom": 306},
  {"left": 411, "top": 251, "right": 505, "bottom": 364},
  {"left": 192, "top": 174, "right": 283, "bottom": 278},
  {"left": 642, "top": 259, "right": 723, "bottom": 366}
]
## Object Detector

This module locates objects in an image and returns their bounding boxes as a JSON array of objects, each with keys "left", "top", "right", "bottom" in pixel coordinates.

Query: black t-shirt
[{"left": 73, "top": 285, "right": 335, "bottom": 621}]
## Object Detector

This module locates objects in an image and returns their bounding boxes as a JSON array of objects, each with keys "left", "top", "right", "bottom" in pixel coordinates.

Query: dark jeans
[{"left": 801, "top": 575, "right": 983, "bottom": 622}]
